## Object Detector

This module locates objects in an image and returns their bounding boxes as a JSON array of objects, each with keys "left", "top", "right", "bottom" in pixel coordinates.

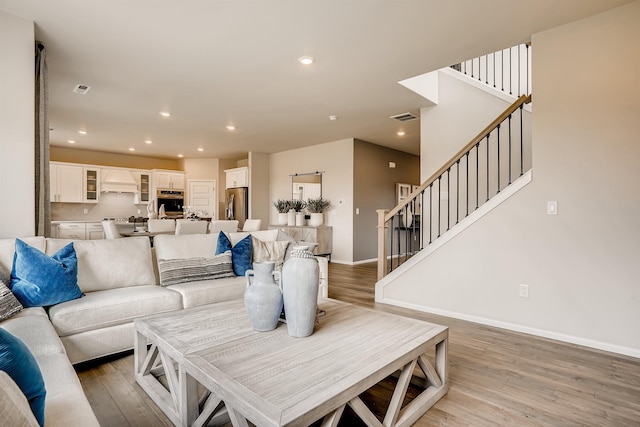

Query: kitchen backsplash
[{"left": 51, "top": 193, "right": 149, "bottom": 221}]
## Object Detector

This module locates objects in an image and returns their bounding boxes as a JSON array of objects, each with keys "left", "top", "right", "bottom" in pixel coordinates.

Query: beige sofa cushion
[
  {"left": 0, "top": 371, "right": 39, "bottom": 427},
  {"left": 37, "top": 353, "right": 100, "bottom": 426},
  {"left": 154, "top": 233, "right": 218, "bottom": 261},
  {"left": 228, "top": 229, "right": 278, "bottom": 245},
  {"left": 166, "top": 276, "right": 246, "bottom": 308},
  {"left": 0, "top": 310, "right": 66, "bottom": 358},
  {"left": 46, "top": 237, "right": 156, "bottom": 292},
  {"left": 48, "top": 285, "right": 182, "bottom": 337},
  {"left": 0, "top": 237, "right": 45, "bottom": 274}
]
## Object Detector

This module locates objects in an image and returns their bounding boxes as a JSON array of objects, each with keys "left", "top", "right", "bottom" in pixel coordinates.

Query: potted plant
[
  {"left": 290, "top": 199, "right": 306, "bottom": 226},
  {"left": 305, "top": 197, "right": 331, "bottom": 226},
  {"left": 273, "top": 199, "right": 291, "bottom": 225}
]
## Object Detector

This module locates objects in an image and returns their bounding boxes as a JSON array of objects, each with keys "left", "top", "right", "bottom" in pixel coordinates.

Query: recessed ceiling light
[
  {"left": 128, "top": 147, "right": 135, "bottom": 152},
  {"left": 197, "top": 148, "right": 204, "bottom": 152},
  {"left": 226, "top": 125, "right": 236, "bottom": 131},
  {"left": 328, "top": 115, "right": 338, "bottom": 121},
  {"left": 177, "top": 154, "right": 184, "bottom": 158},
  {"left": 67, "top": 140, "right": 76, "bottom": 144},
  {"left": 159, "top": 111, "right": 171, "bottom": 117},
  {"left": 397, "top": 131, "right": 406, "bottom": 136},
  {"left": 77, "top": 130, "right": 87, "bottom": 135},
  {"left": 298, "top": 56, "right": 315, "bottom": 65},
  {"left": 145, "top": 140, "right": 153, "bottom": 144}
]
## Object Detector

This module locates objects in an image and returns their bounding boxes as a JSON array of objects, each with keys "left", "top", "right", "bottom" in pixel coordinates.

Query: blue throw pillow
[
  {"left": 215, "top": 232, "right": 252, "bottom": 276},
  {"left": 0, "top": 328, "right": 46, "bottom": 426},
  {"left": 10, "top": 239, "right": 82, "bottom": 308}
]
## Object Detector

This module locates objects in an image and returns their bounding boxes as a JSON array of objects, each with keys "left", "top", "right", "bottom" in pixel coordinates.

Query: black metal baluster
[
  {"left": 437, "top": 177, "right": 441, "bottom": 237},
  {"left": 475, "top": 143, "right": 480, "bottom": 210},
  {"left": 509, "top": 46, "right": 513, "bottom": 95},
  {"left": 446, "top": 168, "right": 451, "bottom": 231},
  {"left": 485, "top": 54, "right": 488, "bottom": 85},
  {"left": 496, "top": 124, "right": 501, "bottom": 193},
  {"left": 520, "top": 104, "right": 524, "bottom": 176},
  {"left": 456, "top": 159, "right": 460, "bottom": 224},
  {"left": 486, "top": 134, "right": 490, "bottom": 202},
  {"left": 465, "top": 152, "right": 470, "bottom": 217},
  {"left": 501, "top": 49, "right": 505, "bottom": 92},
  {"left": 389, "top": 215, "right": 394, "bottom": 272},
  {"left": 429, "top": 184, "right": 433, "bottom": 244},
  {"left": 525, "top": 43, "right": 530, "bottom": 95},
  {"left": 518, "top": 44, "right": 521, "bottom": 96},
  {"left": 508, "top": 114, "right": 513, "bottom": 184},
  {"left": 493, "top": 52, "right": 496, "bottom": 88}
]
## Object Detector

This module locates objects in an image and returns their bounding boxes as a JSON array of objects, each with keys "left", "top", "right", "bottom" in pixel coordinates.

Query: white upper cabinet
[
  {"left": 154, "top": 170, "right": 185, "bottom": 190},
  {"left": 225, "top": 167, "right": 248, "bottom": 189},
  {"left": 51, "top": 162, "right": 83, "bottom": 203},
  {"left": 83, "top": 167, "right": 100, "bottom": 203}
]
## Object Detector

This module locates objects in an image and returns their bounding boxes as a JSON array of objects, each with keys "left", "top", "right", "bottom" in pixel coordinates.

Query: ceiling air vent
[
  {"left": 390, "top": 112, "right": 418, "bottom": 122},
  {"left": 72, "top": 84, "right": 90, "bottom": 95}
]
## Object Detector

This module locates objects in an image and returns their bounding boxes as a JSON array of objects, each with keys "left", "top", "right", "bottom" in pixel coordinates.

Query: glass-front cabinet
[
  {"left": 83, "top": 167, "right": 99, "bottom": 203},
  {"left": 139, "top": 173, "right": 150, "bottom": 202}
]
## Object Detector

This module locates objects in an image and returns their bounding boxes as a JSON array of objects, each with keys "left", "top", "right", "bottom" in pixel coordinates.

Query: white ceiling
[{"left": 0, "top": 0, "right": 631, "bottom": 159}]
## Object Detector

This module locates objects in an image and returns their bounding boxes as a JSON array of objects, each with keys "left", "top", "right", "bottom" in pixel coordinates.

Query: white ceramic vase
[
  {"left": 281, "top": 246, "right": 319, "bottom": 338},
  {"left": 309, "top": 212, "right": 323, "bottom": 227},
  {"left": 287, "top": 209, "right": 296, "bottom": 226},
  {"left": 295, "top": 212, "right": 304, "bottom": 226},
  {"left": 244, "top": 262, "right": 283, "bottom": 332},
  {"left": 277, "top": 212, "right": 288, "bottom": 225}
]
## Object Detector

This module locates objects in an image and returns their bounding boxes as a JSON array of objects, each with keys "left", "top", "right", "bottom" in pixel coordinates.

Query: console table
[{"left": 269, "top": 225, "right": 332, "bottom": 258}]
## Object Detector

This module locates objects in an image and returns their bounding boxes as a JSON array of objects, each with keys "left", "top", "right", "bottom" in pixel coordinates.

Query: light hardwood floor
[{"left": 76, "top": 262, "right": 640, "bottom": 426}]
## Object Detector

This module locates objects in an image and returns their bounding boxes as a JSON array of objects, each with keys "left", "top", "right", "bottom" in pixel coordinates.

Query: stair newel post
[{"left": 377, "top": 209, "right": 389, "bottom": 280}]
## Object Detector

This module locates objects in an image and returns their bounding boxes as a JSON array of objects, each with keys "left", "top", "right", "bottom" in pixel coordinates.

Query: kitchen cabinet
[
  {"left": 139, "top": 173, "right": 151, "bottom": 202},
  {"left": 50, "top": 162, "right": 83, "bottom": 203},
  {"left": 84, "top": 167, "right": 100, "bottom": 203},
  {"left": 85, "top": 222, "right": 105, "bottom": 240},
  {"left": 57, "top": 222, "right": 86, "bottom": 240},
  {"left": 154, "top": 171, "right": 184, "bottom": 190},
  {"left": 270, "top": 225, "right": 332, "bottom": 257},
  {"left": 225, "top": 167, "right": 248, "bottom": 188}
]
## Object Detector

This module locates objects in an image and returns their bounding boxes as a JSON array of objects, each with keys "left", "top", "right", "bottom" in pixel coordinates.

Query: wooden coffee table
[{"left": 134, "top": 299, "right": 448, "bottom": 427}]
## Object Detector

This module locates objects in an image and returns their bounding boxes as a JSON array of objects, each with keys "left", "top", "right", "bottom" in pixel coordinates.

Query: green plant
[
  {"left": 272, "top": 199, "right": 291, "bottom": 213},
  {"left": 305, "top": 197, "right": 331, "bottom": 213},
  {"left": 290, "top": 199, "right": 306, "bottom": 212}
]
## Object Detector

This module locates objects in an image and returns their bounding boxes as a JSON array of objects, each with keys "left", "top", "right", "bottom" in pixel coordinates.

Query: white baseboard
[{"left": 380, "top": 297, "right": 640, "bottom": 359}]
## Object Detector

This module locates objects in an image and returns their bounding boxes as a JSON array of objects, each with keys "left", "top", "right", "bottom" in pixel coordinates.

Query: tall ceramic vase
[
  {"left": 277, "top": 212, "right": 288, "bottom": 225},
  {"left": 282, "top": 246, "right": 319, "bottom": 337},
  {"left": 244, "top": 262, "right": 283, "bottom": 332}
]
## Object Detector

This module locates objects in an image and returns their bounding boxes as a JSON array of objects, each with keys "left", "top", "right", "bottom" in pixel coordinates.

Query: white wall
[
  {"left": 270, "top": 139, "right": 354, "bottom": 263},
  {"left": 0, "top": 12, "right": 34, "bottom": 238},
  {"left": 379, "top": 1, "right": 640, "bottom": 357}
]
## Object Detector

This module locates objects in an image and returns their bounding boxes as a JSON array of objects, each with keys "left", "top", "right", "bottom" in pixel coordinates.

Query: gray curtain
[{"left": 35, "top": 42, "right": 51, "bottom": 237}]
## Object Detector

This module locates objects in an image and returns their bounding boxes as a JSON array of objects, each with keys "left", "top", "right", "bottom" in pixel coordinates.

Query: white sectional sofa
[{"left": 0, "top": 229, "right": 328, "bottom": 426}]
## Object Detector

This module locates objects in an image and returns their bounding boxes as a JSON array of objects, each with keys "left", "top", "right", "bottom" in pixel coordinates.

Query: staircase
[{"left": 377, "top": 44, "right": 532, "bottom": 280}]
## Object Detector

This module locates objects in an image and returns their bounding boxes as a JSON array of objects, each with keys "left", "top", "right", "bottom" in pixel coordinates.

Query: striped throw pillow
[
  {"left": 158, "top": 251, "right": 235, "bottom": 286},
  {"left": 0, "top": 268, "right": 22, "bottom": 321}
]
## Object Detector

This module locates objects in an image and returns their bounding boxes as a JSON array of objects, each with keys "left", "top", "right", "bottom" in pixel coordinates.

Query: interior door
[{"left": 187, "top": 180, "right": 216, "bottom": 218}]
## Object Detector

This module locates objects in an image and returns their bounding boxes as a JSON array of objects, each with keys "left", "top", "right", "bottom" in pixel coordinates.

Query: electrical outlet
[
  {"left": 355, "top": 208, "right": 360, "bottom": 215},
  {"left": 83, "top": 209, "right": 88, "bottom": 214},
  {"left": 519, "top": 284, "right": 529, "bottom": 298},
  {"left": 137, "top": 209, "right": 141, "bottom": 214}
]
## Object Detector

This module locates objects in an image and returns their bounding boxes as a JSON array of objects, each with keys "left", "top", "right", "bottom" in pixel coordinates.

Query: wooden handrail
[{"left": 384, "top": 94, "right": 531, "bottom": 221}]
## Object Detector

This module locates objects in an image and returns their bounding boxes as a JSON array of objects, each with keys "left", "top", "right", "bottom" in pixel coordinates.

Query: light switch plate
[{"left": 547, "top": 201, "right": 558, "bottom": 215}]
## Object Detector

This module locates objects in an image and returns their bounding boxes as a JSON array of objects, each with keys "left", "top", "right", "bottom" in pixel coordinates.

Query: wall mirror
[{"left": 291, "top": 172, "right": 323, "bottom": 200}]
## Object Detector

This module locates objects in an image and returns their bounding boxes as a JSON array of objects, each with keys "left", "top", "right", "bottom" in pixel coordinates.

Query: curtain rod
[{"left": 289, "top": 171, "right": 325, "bottom": 177}]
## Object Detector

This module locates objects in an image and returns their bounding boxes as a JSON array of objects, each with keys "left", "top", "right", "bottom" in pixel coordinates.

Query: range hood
[{"left": 101, "top": 169, "right": 138, "bottom": 193}]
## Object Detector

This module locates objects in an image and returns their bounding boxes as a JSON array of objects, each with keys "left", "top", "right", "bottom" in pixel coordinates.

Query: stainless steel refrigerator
[{"left": 224, "top": 187, "right": 248, "bottom": 229}]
